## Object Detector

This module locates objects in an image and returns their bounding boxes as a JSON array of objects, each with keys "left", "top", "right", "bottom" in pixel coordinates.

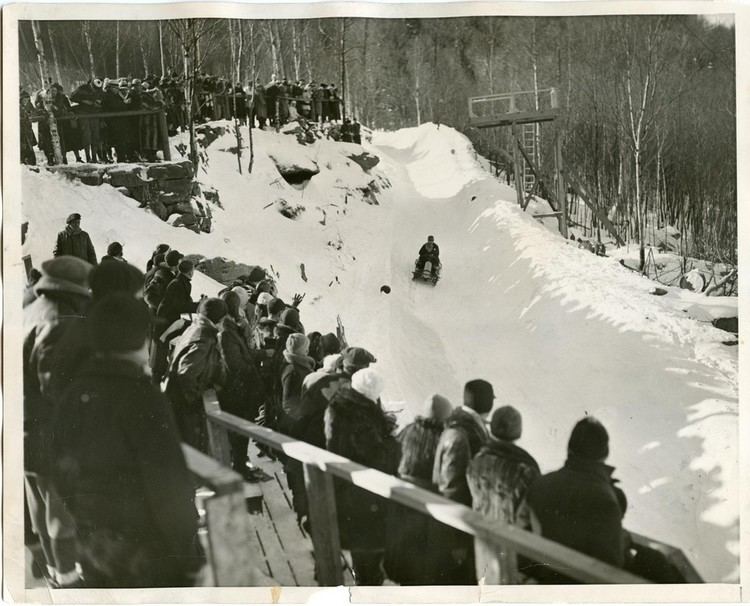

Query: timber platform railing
[
  {"left": 30, "top": 108, "right": 172, "bottom": 161},
  {"left": 468, "top": 88, "right": 560, "bottom": 128},
  {"left": 200, "top": 389, "right": 702, "bottom": 585}
]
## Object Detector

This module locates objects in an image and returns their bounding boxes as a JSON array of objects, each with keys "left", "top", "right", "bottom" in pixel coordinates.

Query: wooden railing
[
  {"left": 199, "top": 389, "right": 689, "bottom": 586},
  {"left": 468, "top": 87, "right": 559, "bottom": 120},
  {"left": 30, "top": 108, "right": 172, "bottom": 161}
]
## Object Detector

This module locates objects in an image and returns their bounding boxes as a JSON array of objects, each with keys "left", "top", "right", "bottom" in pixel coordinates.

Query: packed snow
[{"left": 20, "top": 122, "right": 738, "bottom": 582}]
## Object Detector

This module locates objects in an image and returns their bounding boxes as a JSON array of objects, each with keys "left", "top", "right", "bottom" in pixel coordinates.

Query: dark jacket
[
  {"left": 157, "top": 273, "right": 197, "bottom": 326},
  {"left": 51, "top": 356, "right": 203, "bottom": 587},
  {"left": 467, "top": 439, "right": 541, "bottom": 527},
  {"left": 54, "top": 227, "right": 98, "bottom": 265},
  {"left": 144, "top": 267, "right": 175, "bottom": 312},
  {"left": 526, "top": 455, "right": 627, "bottom": 579},
  {"left": 384, "top": 417, "right": 448, "bottom": 585},
  {"left": 280, "top": 352, "right": 315, "bottom": 423},
  {"left": 217, "top": 316, "right": 266, "bottom": 420},
  {"left": 432, "top": 407, "right": 488, "bottom": 505},
  {"left": 418, "top": 242, "right": 440, "bottom": 259},
  {"left": 167, "top": 315, "right": 226, "bottom": 404},
  {"left": 24, "top": 291, "right": 89, "bottom": 474},
  {"left": 324, "top": 387, "right": 399, "bottom": 550}
]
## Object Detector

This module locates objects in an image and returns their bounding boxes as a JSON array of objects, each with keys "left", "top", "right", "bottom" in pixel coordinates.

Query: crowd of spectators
[
  {"left": 20, "top": 72, "right": 359, "bottom": 166},
  {"left": 22, "top": 213, "right": 685, "bottom": 588}
]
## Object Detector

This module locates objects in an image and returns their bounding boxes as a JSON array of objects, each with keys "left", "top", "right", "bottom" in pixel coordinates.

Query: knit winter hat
[
  {"left": 320, "top": 332, "right": 341, "bottom": 356},
  {"left": 322, "top": 353, "right": 342, "bottom": 373},
  {"left": 341, "top": 347, "right": 377, "bottom": 371},
  {"left": 490, "top": 406, "right": 523, "bottom": 441},
  {"left": 198, "top": 297, "right": 228, "bottom": 324},
  {"left": 178, "top": 259, "right": 194, "bottom": 274},
  {"left": 90, "top": 261, "right": 144, "bottom": 300},
  {"left": 568, "top": 416, "right": 610, "bottom": 461},
  {"left": 231, "top": 285, "right": 250, "bottom": 308},
  {"left": 256, "top": 292, "right": 275, "bottom": 308},
  {"left": 423, "top": 394, "right": 453, "bottom": 422},
  {"left": 66, "top": 213, "right": 82, "bottom": 225},
  {"left": 351, "top": 366, "right": 385, "bottom": 403},
  {"left": 286, "top": 333, "right": 310, "bottom": 356},
  {"left": 165, "top": 250, "right": 184, "bottom": 267},
  {"left": 35, "top": 256, "right": 92, "bottom": 298},
  {"left": 88, "top": 293, "right": 151, "bottom": 353},
  {"left": 464, "top": 379, "right": 495, "bottom": 415},
  {"left": 220, "top": 290, "right": 241, "bottom": 318},
  {"left": 268, "top": 297, "right": 286, "bottom": 315}
]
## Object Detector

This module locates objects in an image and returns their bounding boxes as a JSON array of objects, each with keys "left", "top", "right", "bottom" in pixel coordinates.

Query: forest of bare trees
[{"left": 18, "top": 15, "right": 736, "bottom": 267}]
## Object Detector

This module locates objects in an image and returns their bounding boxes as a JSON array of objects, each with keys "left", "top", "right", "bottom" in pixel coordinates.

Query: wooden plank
[
  {"left": 629, "top": 531, "right": 703, "bottom": 583},
  {"left": 250, "top": 505, "right": 297, "bottom": 586},
  {"left": 182, "top": 444, "right": 241, "bottom": 497},
  {"left": 468, "top": 110, "right": 559, "bottom": 129},
  {"left": 304, "top": 463, "right": 343, "bottom": 586},
  {"left": 202, "top": 396, "right": 651, "bottom": 585}
]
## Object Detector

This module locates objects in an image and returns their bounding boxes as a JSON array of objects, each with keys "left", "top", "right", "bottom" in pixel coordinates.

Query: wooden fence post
[
  {"left": 303, "top": 463, "right": 343, "bottom": 586},
  {"left": 474, "top": 536, "right": 519, "bottom": 585},
  {"left": 206, "top": 417, "right": 233, "bottom": 467},
  {"left": 158, "top": 110, "right": 172, "bottom": 161}
]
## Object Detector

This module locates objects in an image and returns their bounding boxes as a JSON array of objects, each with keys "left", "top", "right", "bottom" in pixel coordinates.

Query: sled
[{"left": 412, "top": 259, "right": 441, "bottom": 286}]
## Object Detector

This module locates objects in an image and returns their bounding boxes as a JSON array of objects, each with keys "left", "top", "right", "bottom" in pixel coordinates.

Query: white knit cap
[
  {"left": 231, "top": 285, "right": 250, "bottom": 307},
  {"left": 322, "top": 353, "right": 342, "bottom": 373},
  {"left": 257, "top": 292, "right": 274, "bottom": 307},
  {"left": 351, "top": 366, "right": 385, "bottom": 403}
]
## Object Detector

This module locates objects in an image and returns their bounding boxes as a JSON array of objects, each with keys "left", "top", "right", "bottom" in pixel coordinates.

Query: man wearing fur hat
[
  {"left": 51, "top": 294, "right": 204, "bottom": 587},
  {"left": 53, "top": 213, "right": 98, "bottom": 265},
  {"left": 164, "top": 297, "right": 228, "bottom": 453},
  {"left": 24, "top": 256, "right": 93, "bottom": 587},
  {"left": 324, "top": 366, "right": 399, "bottom": 585}
]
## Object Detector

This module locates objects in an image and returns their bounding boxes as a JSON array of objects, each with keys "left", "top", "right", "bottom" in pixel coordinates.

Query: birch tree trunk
[
  {"left": 268, "top": 21, "right": 280, "bottom": 76},
  {"left": 116, "top": 21, "right": 121, "bottom": 78},
  {"left": 32, "top": 20, "right": 63, "bottom": 164},
  {"left": 46, "top": 23, "right": 63, "bottom": 86},
  {"left": 138, "top": 23, "right": 149, "bottom": 76},
  {"left": 340, "top": 18, "right": 347, "bottom": 122},
  {"left": 229, "top": 19, "right": 242, "bottom": 173},
  {"left": 82, "top": 21, "right": 96, "bottom": 78},
  {"left": 159, "top": 20, "right": 165, "bottom": 76}
]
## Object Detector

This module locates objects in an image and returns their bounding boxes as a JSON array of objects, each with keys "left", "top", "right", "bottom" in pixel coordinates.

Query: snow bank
[{"left": 374, "top": 123, "right": 487, "bottom": 199}]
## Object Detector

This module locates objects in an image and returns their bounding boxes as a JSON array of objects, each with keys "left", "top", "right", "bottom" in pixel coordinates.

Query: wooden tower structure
[{"left": 467, "top": 88, "right": 623, "bottom": 245}]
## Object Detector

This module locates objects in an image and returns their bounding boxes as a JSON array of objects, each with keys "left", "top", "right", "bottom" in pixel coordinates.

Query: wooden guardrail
[
  {"left": 181, "top": 443, "right": 267, "bottom": 586},
  {"left": 201, "top": 390, "right": 659, "bottom": 586},
  {"left": 468, "top": 88, "right": 559, "bottom": 128},
  {"left": 30, "top": 108, "right": 172, "bottom": 161}
]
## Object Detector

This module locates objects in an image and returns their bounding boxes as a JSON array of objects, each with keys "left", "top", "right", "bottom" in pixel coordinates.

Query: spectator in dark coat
[
  {"left": 217, "top": 291, "right": 269, "bottom": 482},
  {"left": 146, "top": 243, "right": 170, "bottom": 272},
  {"left": 279, "top": 333, "right": 315, "bottom": 429},
  {"left": 23, "top": 268, "right": 43, "bottom": 308},
  {"left": 467, "top": 406, "right": 540, "bottom": 581},
  {"left": 157, "top": 259, "right": 199, "bottom": 327},
  {"left": 101, "top": 241, "right": 125, "bottom": 263},
  {"left": 24, "top": 256, "right": 93, "bottom": 587},
  {"left": 432, "top": 379, "right": 492, "bottom": 584},
  {"left": 53, "top": 213, "right": 97, "bottom": 265},
  {"left": 325, "top": 367, "right": 399, "bottom": 585},
  {"left": 384, "top": 394, "right": 454, "bottom": 585},
  {"left": 164, "top": 297, "right": 227, "bottom": 453},
  {"left": 51, "top": 294, "right": 204, "bottom": 587},
  {"left": 525, "top": 417, "right": 628, "bottom": 583}
]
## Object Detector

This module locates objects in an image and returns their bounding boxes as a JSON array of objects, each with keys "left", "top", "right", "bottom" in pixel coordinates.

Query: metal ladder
[{"left": 521, "top": 123, "right": 536, "bottom": 193}]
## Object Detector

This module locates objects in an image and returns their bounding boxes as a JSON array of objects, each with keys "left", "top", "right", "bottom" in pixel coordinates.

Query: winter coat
[
  {"left": 53, "top": 227, "right": 98, "bottom": 265},
  {"left": 157, "top": 274, "right": 198, "bottom": 326},
  {"left": 525, "top": 455, "right": 627, "bottom": 581},
  {"left": 419, "top": 242, "right": 440, "bottom": 260},
  {"left": 468, "top": 439, "right": 540, "bottom": 527},
  {"left": 384, "top": 417, "right": 450, "bottom": 585},
  {"left": 166, "top": 315, "right": 226, "bottom": 405},
  {"left": 280, "top": 352, "right": 315, "bottom": 423},
  {"left": 144, "top": 267, "right": 175, "bottom": 312},
  {"left": 24, "top": 291, "right": 89, "bottom": 474},
  {"left": 51, "top": 356, "right": 204, "bottom": 587},
  {"left": 324, "top": 387, "right": 399, "bottom": 550},
  {"left": 217, "top": 316, "right": 266, "bottom": 421},
  {"left": 432, "top": 407, "right": 488, "bottom": 505}
]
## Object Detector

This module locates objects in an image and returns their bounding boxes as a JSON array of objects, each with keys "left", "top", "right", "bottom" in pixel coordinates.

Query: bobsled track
[{"left": 20, "top": 122, "right": 737, "bottom": 582}]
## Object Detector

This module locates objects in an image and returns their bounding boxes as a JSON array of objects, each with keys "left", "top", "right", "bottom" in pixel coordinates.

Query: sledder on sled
[{"left": 413, "top": 235, "right": 441, "bottom": 285}]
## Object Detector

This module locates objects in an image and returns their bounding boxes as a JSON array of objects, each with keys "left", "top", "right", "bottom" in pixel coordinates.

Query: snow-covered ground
[{"left": 20, "top": 122, "right": 738, "bottom": 582}]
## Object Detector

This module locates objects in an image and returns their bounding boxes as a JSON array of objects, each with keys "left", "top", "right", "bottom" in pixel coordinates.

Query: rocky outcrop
[
  {"left": 182, "top": 255, "right": 271, "bottom": 287},
  {"left": 47, "top": 161, "right": 214, "bottom": 233}
]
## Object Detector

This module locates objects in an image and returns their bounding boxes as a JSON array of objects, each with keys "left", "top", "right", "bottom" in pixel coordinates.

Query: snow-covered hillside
[{"left": 20, "top": 122, "right": 738, "bottom": 582}]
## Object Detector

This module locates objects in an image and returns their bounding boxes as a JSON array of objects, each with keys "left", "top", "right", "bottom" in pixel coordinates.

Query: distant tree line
[{"left": 18, "top": 16, "right": 736, "bottom": 267}]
